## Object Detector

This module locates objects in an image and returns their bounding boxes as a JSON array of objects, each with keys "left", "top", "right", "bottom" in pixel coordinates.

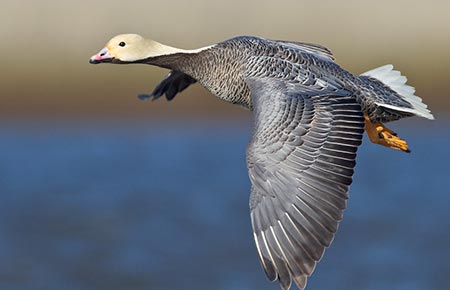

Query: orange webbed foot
[{"left": 364, "top": 115, "right": 410, "bottom": 153}]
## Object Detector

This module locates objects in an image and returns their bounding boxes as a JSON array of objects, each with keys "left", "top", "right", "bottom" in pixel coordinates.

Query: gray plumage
[
  {"left": 246, "top": 78, "right": 364, "bottom": 289},
  {"left": 90, "top": 34, "right": 434, "bottom": 290},
  {"left": 144, "top": 36, "right": 431, "bottom": 122}
]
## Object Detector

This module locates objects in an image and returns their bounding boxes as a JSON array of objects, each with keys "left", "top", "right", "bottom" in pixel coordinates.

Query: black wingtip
[
  {"left": 405, "top": 148, "right": 411, "bottom": 153},
  {"left": 137, "top": 94, "right": 151, "bottom": 101}
]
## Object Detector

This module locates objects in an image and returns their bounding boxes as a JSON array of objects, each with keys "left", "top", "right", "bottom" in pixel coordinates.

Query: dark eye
[{"left": 119, "top": 41, "right": 126, "bottom": 47}]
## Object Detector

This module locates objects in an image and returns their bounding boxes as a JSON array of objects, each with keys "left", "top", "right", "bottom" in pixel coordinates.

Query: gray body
[
  {"left": 147, "top": 36, "right": 414, "bottom": 122},
  {"left": 113, "top": 36, "right": 431, "bottom": 290}
]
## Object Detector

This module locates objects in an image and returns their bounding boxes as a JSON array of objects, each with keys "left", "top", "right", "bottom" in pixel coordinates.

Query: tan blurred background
[{"left": 1, "top": 0, "right": 449, "bottom": 121}]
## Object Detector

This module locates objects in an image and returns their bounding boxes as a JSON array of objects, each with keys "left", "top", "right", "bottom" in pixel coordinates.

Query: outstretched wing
[
  {"left": 246, "top": 78, "right": 364, "bottom": 290},
  {"left": 138, "top": 70, "right": 196, "bottom": 101}
]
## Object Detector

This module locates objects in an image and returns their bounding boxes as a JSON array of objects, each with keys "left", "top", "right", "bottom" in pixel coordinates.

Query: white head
[{"left": 89, "top": 34, "right": 183, "bottom": 64}]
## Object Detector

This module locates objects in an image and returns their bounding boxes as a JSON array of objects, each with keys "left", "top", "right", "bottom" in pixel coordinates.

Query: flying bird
[{"left": 90, "top": 34, "right": 434, "bottom": 290}]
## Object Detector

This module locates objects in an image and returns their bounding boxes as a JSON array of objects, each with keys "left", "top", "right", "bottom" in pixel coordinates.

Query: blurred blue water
[{"left": 0, "top": 119, "right": 449, "bottom": 290}]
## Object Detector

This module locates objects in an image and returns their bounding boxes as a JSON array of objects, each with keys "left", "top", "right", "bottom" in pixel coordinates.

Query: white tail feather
[{"left": 361, "top": 64, "right": 434, "bottom": 120}]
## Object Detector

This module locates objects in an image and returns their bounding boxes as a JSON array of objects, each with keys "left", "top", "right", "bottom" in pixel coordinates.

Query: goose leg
[{"left": 364, "top": 115, "right": 410, "bottom": 153}]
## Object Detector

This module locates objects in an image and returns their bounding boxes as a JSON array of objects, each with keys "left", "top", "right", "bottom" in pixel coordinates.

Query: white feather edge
[{"left": 361, "top": 64, "right": 434, "bottom": 120}]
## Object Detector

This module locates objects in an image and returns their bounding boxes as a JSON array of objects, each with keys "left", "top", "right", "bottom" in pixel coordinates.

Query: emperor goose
[{"left": 90, "top": 34, "right": 434, "bottom": 290}]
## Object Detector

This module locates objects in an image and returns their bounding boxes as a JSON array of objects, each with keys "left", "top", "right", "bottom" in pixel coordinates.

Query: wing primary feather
[
  {"left": 267, "top": 226, "right": 292, "bottom": 290},
  {"left": 253, "top": 231, "right": 277, "bottom": 281},
  {"left": 259, "top": 230, "right": 279, "bottom": 281},
  {"left": 261, "top": 230, "right": 285, "bottom": 281},
  {"left": 276, "top": 219, "right": 316, "bottom": 275},
  {"left": 284, "top": 209, "right": 324, "bottom": 260}
]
